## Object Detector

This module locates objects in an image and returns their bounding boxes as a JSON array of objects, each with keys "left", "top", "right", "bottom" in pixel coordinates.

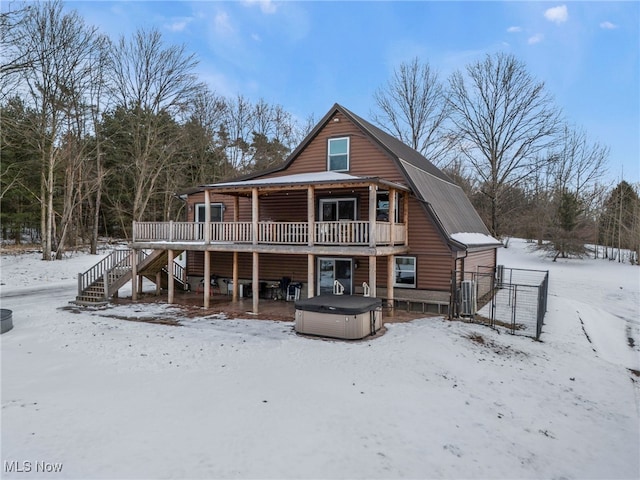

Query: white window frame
[
  {"left": 195, "top": 203, "right": 224, "bottom": 222},
  {"left": 327, "top": 137, "right": 350, "bottom": 172},
  {"left": 394, "top": 256, "right": 416, "bottom": 288}
]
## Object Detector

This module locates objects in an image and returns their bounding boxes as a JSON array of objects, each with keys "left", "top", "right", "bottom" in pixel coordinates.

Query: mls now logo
[{"left": 4, "top": 460, "right": 63, "bottom": 473}]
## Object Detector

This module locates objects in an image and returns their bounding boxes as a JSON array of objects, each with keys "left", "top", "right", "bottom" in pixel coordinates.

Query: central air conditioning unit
[{"left": 459, "top": 280, "right": 477, "bottom": 317}]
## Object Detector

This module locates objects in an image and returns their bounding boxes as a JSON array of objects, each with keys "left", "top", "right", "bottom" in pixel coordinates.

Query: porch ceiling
[{"left": 200, "top": 171, "right": 411, "bottom": 196}]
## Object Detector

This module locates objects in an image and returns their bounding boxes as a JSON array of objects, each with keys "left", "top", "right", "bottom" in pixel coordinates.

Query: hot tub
[{"left": 294, "top": 295, "right": 382, "bottom": 340}]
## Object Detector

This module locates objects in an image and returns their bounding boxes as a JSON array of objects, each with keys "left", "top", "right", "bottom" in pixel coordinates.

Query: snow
[
  {"left": 450, "top": 232, "right": 502, "bottom": 246},
  {"left": 206, "top": 171, "right": 371, "bottom": 188},
  {"left": 1, "top": 239, "right": 639, "bottom": 479}
]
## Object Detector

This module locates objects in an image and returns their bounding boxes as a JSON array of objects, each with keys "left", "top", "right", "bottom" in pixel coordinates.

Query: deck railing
[{"left": 133, "top": 221, "right": 405, "bottom": 246}]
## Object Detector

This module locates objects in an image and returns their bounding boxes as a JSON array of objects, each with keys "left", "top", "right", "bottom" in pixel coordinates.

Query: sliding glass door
[{"left": 318, "top": 258, "right": 353, "bottom": 295}]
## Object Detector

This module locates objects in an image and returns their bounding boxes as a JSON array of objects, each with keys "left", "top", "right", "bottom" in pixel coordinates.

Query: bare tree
[
  {"left": 448, "top": 52, "right": 562, "bottom": 236},
  {"left": 13, "top": 0, "right": 102, "bottom": 259},
  {"left": 372, "top": 57, "right": 451, "bottom": 164},
  {"left": 107, "top": 27, "right": 200, "bottom": 224}
]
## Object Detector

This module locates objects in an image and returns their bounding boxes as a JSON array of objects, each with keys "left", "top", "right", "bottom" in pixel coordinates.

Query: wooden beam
[
  {"left": 369, "top": 255, "right": 377, "bottom": 298},
  {"left": 307, "top": 185, "right": 315, "bottom": 247},
  {"left": 204, "top": 189, "right": 211, "bottom": 243},
  {"left": 131, "top": 249, "right": 137, "bottom": 301},
  {"left": 155, "top": 271, "right": 161, "bottom": 295},
  {"left": 252, "top": 251, "right": 259, "bottom": 314},
  {"left": 404, "top": 193, "right": 409, "bottom": 246},
  {"left": 307, "top": 254, "right": 315, "bottom": 298},
  {"left": 389, "top": 187, "right": 396, "bottom": 244},
  {"left": 387, "top": 255, "right": 395, "bottom": 307},
  {"left": 369, "top": 184, "right": 377, "bottom": 247},
  {"left": 232, "top": 251, "right": 239, "bottom": 301},
  {"left": 167, "top": 249, "right": 175, "bottom": 304},
  {"left": 204, "top": 250, "right": 211, "bottom": 309},
  {"left": 252, "top": 187, "right": 259, "bottom": 245}
]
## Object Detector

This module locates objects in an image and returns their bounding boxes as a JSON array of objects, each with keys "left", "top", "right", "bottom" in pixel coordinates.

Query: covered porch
[{"left": 129, "top": 172, "right": 412, "bottom": 315}]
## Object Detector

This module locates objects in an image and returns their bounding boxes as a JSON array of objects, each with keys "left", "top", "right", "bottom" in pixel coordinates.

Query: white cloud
[
  {"left": 507, "top": 26, "right": 522, "bottom": 33},
  {"left": 544, "top": 5, "right": 568, "bottom": 24},
  {"left": 528, "top": 33, "right": 544, "bottom": 45},
  {"left": 215, "top": 11, "right": 234, "bottom": 35},
  {"left": 251, "top": 33, "right": 262, "bottom": 42},
  {"left": 243, "top": 0, "right": 277, "bottom": 15},
  {"left": 165, "top": 18, "right": 192, "bottom": 33},
  {"left": 600, "top": 21, "right": 618, "bottom": 30}
]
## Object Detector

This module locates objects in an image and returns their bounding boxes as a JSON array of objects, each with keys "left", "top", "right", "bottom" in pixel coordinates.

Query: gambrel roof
[{"left": 203, "top": 103, "right": 500, "bottom": 250}]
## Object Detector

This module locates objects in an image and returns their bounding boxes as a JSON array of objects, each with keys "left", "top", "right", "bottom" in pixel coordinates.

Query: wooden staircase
[{"left": 75, "top": 248, "right": 187, "bottom": 305}]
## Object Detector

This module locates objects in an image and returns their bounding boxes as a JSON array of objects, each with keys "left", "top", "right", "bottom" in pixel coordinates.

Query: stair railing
[{"left": 77, "top": 248, "right": 132, "bottom": 298}]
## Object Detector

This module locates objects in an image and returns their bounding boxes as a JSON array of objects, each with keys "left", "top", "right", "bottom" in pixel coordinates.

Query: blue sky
[{"left": 66, "top": 1, "right": 639, "bottom": 184}]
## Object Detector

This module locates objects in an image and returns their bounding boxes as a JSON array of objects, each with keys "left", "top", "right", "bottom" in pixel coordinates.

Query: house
[{"left": 77, "top": 104, "right": 501, "bottom": 316}]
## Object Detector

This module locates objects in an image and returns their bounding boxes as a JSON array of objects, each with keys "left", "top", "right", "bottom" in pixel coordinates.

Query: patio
[{"left": 111, "top": 289, "right": 433, "bottom": 325}]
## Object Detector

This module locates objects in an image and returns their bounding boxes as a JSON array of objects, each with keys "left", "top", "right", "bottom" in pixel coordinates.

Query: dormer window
[{"left": 327, "top": 137, "right": 349, "bottom": 172}]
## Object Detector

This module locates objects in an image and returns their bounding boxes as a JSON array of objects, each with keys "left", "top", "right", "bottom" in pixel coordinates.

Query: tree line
[{"left": 1, "top": 1, "right": 638, "bottom": 264}]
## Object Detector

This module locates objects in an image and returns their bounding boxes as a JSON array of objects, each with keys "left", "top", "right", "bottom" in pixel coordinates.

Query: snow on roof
[
  {"left": 205, "top": 171, "right": 370, "bottom": 188},
  {"left": 451, "top": 232, "right": 502, "bottom": 247}
]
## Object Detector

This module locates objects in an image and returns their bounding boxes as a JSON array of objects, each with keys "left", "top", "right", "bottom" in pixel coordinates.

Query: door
[
  {"left": 320, "top": 198, "right": 356, "bottom": 221},
  {"left": 318, "top": 258, "right": 353, "bottom": 295}
]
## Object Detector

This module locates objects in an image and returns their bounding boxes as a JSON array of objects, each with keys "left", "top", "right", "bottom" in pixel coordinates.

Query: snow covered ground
[{"left": 1, "top": 239, "right": 639, "bottom": 479}]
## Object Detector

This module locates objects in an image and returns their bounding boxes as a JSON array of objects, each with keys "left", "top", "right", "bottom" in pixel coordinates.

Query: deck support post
[
  {"left": 307, "top": 186, "right": 315, "bottom": 247},
  {"left": 167, "top": 249, "right": 175, "bottom": 304},
  {"left": 155, "top": 271, "right": 161, "bottom": 295},
  {"left": 369, "top": 184, "right": 377, "bottom": 247},
  {"left": 307, "top": 254, "right": 315, "bottom": 298},
  {"left": 233, "top": 197, "right": 240, "bottom": 300},
  {"left": 389, "top": 188, "right": 396, "bottom": 244},
  {"left": 369, "top": 255, "right": 377, "bottom": 298},
  {"left": 131, "top": 249, "right": 138, "bottom": 301},
  {"left": 232, "top": 252, "right": 239, "bottom": 301},
  {"left": 204, "top": 250, "right": 211, "bottom": 309},
  {"left": 252, "top": 187, "right": 259, "bottom": 245},
  {"left": 387, "top": 255, "right": 395, "bottom": 308},
  {"left": 404, "top": 193, "right": 409, "bottom": 246},
  {"left": 204, "top": 190, "right": 211, "bottom": 243},
  {"left": 252, "top": 252, "right": 259, "bottom": 314}
]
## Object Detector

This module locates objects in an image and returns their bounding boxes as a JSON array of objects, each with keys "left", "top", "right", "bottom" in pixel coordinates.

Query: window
[
  {"left": 319, "top": 198, "right": 356, "bottom": 221},
  {"left": 394, "top": 256, "right": 416, "bottom": 288},
  {"left": 328, "top": 137, "right": 349, "bottom": 171},
  {"left": 195, "top": 203, "right": 224, "bottom": 222}
]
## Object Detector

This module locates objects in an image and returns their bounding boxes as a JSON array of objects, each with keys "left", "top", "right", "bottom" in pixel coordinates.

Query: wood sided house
[{"left": 77, "top": 104, "right": 501, "bottom": 317}]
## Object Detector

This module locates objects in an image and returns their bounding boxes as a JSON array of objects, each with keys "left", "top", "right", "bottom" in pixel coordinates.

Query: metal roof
[{"left": 198, "top": 103, "right": 499, "bottom": 248}]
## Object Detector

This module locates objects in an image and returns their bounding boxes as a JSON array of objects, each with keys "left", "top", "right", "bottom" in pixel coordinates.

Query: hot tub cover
[{"left": 295, "top": 295, "right": 382, "bottom": 315}]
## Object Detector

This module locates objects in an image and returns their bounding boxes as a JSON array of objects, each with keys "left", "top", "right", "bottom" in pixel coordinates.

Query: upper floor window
[
  {"left": 195, "top": 203, "right": 224, "bottom": 222},
  {"left": 328, "top": 137, "right": 349, "bottom": 172}
]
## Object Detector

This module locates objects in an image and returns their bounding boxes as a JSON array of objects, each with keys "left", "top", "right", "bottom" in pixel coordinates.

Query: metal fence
[{"left": 452, "top": 266, "right": 549, "bottom": 340}]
